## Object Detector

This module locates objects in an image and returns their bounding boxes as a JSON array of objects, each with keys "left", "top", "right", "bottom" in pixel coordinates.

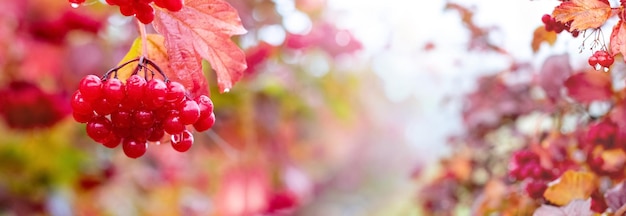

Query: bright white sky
[
  {"left": 324, "top": 0, "right": 573, "bottom": 161},
  {"left": 263, "top": 0, "right": 611, "bottom": 161}
]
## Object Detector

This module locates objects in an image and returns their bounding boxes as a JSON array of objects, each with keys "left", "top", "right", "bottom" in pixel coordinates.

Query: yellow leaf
[
  {"left": 531, "top": 26, "right": 557, "bottom": 53},
  {"left": 543, "top": 170, "right": 597, "bottom": 206},
  {"left": 115, "top": 34, "right": 169, "bottom": 82},
  {"left": 552, "top": 0, "right": 611, "bottom": 31}
]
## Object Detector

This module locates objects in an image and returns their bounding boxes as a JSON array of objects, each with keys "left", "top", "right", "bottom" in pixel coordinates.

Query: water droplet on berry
[
  {"left": 71, "top": 3, "right": 80, "bottom": 8},
  {"left": 223, "top": 88, "right": 230, "bottom": 93}
]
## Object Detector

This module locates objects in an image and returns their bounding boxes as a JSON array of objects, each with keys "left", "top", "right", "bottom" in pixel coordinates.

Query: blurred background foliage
[{"left": 0, "top": 0, "right": 423, "bottom": 215}]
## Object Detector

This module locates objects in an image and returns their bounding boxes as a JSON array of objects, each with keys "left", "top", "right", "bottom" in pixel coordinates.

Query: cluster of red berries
[
  {"left": 508, "top": 150, "right": 558, "bottom": 199},
  {"left": 541, "top": 14, "right": 579, "bottom": 37},
  {"left": 71, "top": 60, "right": 215, "bottom": 158},
  {"left": 588, "top": 50, "right": 614, "bottom": 69},
  {"left": 30, "top": 10, "right": 102, "bottom": 44},
  {"left": 68, "top": 0, "right": 183, "bottom": 24},
  {"left": 583, "top": 119, "right": 625, "bottom": 177},
  {"left": 0, "top": 81, "right": 70, "bottom": 130}
]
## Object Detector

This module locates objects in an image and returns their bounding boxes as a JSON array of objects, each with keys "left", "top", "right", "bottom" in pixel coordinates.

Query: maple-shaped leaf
[
  {"left": 533, "top": 199, "right": 593, "bottom": 216},
  {"left": 115, "top": 34, "right": 210, "bottom": 96},
  {"left": 611, "top": 20, "right": 626, "bottom": 61},
  {"left": 532, "top": 26, "right": 557, "bottom": 53},
  {"left": 564, "top": 71, "right": 613, "bottom": 104},
  {"left": 552, "top": 0, "right": 611, "bottom": 31},
  {"left": 543, "top": 170, "right": 597, "bottom": 206},
  {"left": 152, "top": 0, "right": 247, "bottom": 93}
]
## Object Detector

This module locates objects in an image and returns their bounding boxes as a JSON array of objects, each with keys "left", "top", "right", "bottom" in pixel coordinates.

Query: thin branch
[{"left": 205, "top": 130, "right": 239, "bottom": 161}]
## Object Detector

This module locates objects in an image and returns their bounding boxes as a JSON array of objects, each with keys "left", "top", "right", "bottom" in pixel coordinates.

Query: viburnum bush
[
  {"left": 419, "top": 0, "right": 626, "bottom": 215},
  {"left": 65, "top": 0, "right": 247, "bottom": 158}
]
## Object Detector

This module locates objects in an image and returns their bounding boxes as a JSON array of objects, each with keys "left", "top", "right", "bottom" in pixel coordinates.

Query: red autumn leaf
[
  {"left": 552, "top": 0, "right": 611, "bottom": 31},
  {"left": 564, "top": 71, "right": 613, "bottom": 103},
  {"left": 611, "top": 20, "right": 626, "bottom": 61},
  {"left": 244, "top": 42, "right": 275, "bottom": 76},
  {"left": 152, "top": 0, "right": 247, "bottom": 94}
]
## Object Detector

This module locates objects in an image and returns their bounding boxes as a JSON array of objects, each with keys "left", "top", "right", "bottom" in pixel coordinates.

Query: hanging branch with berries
[{"left": 68, "top": 0, "right": 247, "bottom": 158}]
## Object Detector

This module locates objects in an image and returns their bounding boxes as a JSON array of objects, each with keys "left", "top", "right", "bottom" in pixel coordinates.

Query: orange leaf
[
  {"left": 152, "top": 0, "right": 247, "bottom": 94},
  {"left": 611, "top": 20, "right": 626, "bottom": 61},
  {"left": 600, "top": 149, "right": 626, "bottom": 172},
  {"left": 531, "top": 26, "right": 557, "bottom": 53},
  {"left": 552, "top": 0, "right": 611, "bottom": 31},
  {"left": 543, "top": 170, "right": 597, "bottom": 206}
]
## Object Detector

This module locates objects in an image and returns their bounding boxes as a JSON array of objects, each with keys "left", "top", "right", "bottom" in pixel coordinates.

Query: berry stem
[
  {"left": 137, "top": 20, "right": 149, "bottom": 62},
  {"left": 101, "top": 57, "right": 168, "bottom": 82}
]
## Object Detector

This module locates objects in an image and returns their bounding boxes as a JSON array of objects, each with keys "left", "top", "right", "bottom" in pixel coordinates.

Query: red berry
[
  {"left": 179, "top": 100, "right": 200, "bottom": 125},
  {"left": 525, "top": 181, "right": 548, "bottom": 199},
  {"left": 113, "top": 126, "right": 131, "bottom": 138},
  {"left": 105, "top": 0, "right": 119, "bottom": 5},
  {"left": 119, "top": 5, "right": 136, "bottom": 16},
  {"left": 588, "top": 55, "right": 599, "bottom": 68},
  {"left": 78, "top": 75, "right": 103, "bottom": 102},
  {"left": 541, "top": 14, "right": 551, "bottom": 24},
  {"left": 154, "top": 0, "right": 167, "bottom": 8},
  {"left": 119, "top": 96, "right": 142, "bottom": 111},
  {"left": 132, "top": 109, "right": 155, "bottom": 128},
  {"left": 122, "top": 139, "right": 147, "bottom": 158},
  {"left": 193, "top": 112, "right": 215, "bottom": 132},
  {"left": 163, "top": 115, "right": 185, "bottom": 134},
  {"left": 91, "top": 97, "right": 117, "bottom": 116},
  {"left": 593, "top": 50, "right": 615, "bottom": 68},
  {"left": 71, "top": 90, "right": 93, "bottom": 114},
  {"left": 171, "top": 130, "right": 193, "bottom": 152},
  {"left": 165, "top": 81, "right": 186, "bottom": 103},
  {"left": 102, "top": 78, "right": 126, "bottom": 104},
  {"left": 100, "top": 133, "right": 121, "bottom": 148},
  {"left": 148, "top": 126, "right": 165, "bottom": 142},
  {"left": 73, "top": 111, "right": 94, "bottom": 123},
  {"left": 130, "top": 127, "right": 151, "bottom": 142},
  {"left": 111, "top": 110, "right": 132, "bottom": 128},
  {"left": 601, "top": 54, "right": 614, "bottom": 67},
  {"left": 86, "top": 117, "right": 113, "bottom": 142},
  {"left": 145, "top": 79, "right": 167, "bottom": 109},
  {"left": 195, "top": 95, "right": 214, "bottom": 119},
  {"left": 596, "top": 54, "right": 607, "bottom": 67},
  {"left": 165, "top": 0, "right": 183, "bottom": 11},
  {"left": 135, "top": 3, "right": 155, "bottom": 24},
  {"left": 125, "top": 75, "right": 147, "bottom": 101}
]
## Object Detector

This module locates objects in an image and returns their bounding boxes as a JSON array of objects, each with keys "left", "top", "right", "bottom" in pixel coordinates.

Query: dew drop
[
  {"left": 604, "top": 67, "right": 609, "bottom": 72},
  {"left": 223, "top": 88, "right": 230, "bottom": 93},
  {"left": 70, "top": 3, "right": 80, "bottom": 8}
]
